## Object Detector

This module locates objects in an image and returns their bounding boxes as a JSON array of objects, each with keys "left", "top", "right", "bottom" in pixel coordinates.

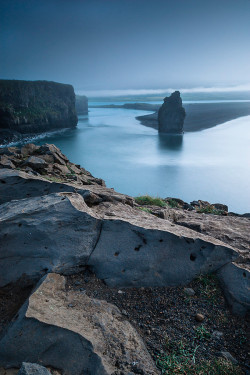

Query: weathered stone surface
[
  {"left": 18, "top": 363, "right": 52, "bottom": 375},
  {"left": 87, "top": 212, "right": 237, "bottom": 287},
  {"left": 0, "top": 181, "right": 238, "bottom": 289},
  {"left": 0, "top": 193, "right": 100, "bottom": 287},
  {"left": 0, "top": 169, "right": 128, "bottom": 206},
  {"left": 21, "top": 144, "right": 39, "bottom": 156},
  {"left": 217, "top": 263, "right": 250, "bottom": 316},
  {"left": 25, "top": 156, "right": 47, "bottom": 169},
  {"left": 158, "top": 91, "right": 186, "bottom": 133},
  {"left": 167, "top": 208, "right": 250, "bottom": 257},
  {"left": 0, "top": 273, "right": 157, "bottom": 375},
  {"left": 0, "top": 156, "right": 15, "bottom": 169}
]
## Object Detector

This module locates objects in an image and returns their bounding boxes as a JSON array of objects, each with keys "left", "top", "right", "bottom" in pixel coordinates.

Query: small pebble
[
  {"left": 195, "top": 313, "right": 205, "bottom": 322},
  {"left": 212, "top": 330, "right": 223, "bottom": 339},
  {"left": 118, "top": 290, "right": 124, "bottom": 294},
  {"left": 184, "top": 288, "right": 195, "bottom": 296}
]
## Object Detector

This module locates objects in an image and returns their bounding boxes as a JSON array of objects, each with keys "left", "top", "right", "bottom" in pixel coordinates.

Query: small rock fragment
[
  {"left": 184, "top": 288, "right": 195, "bottom": 296},
  {"left": 212, "top": 330, "right": 223, "bottom": 339},
  {"left": 219, "top": 351, "right": 238, "bottom": 364},
  {"left": 195, "top": 313, "right": 205, "bottom": 322},
  {"left": 18, "top": 362, "right": 52, "bottom": 375}
]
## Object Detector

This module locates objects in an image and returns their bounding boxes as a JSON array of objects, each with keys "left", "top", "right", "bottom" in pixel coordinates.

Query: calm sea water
[{"left": 32, "top": 106, "right": 250, "bottom": 214}]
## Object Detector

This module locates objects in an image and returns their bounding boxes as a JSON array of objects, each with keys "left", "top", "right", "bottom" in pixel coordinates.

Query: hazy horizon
[{"left": 1, "top": 0, "right": 250, "bottom": 91}]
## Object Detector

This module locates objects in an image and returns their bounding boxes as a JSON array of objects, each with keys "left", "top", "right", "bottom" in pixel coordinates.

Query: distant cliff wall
[
  {"left": 0, "top": 80, "right": 78, "bottom": 144},
  {"left": 75, "top": 95, "right": 88, "bottom": 114}
]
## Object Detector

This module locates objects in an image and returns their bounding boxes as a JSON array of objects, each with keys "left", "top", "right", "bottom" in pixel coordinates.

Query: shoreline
[{"left": 91, "top": 101, "right": 250, "bottom": 132}]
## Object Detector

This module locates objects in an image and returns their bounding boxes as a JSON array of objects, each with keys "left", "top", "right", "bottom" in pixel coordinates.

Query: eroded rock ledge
[{"left": 0, "top": 143, "right": 249, "bottom": 374}]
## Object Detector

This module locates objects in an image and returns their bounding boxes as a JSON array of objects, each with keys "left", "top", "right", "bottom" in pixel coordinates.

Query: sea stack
[{"left": 158, "top": 91, "right": 186, "bottom": 133}]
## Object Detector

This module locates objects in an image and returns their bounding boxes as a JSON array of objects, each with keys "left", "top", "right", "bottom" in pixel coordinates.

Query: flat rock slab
[
  {"left": 0, "top": 169, "right": 133, "bottom": 206},
  {"left": 0, "top": 189, "right": 238, "bottom": 288},
  {"left": 0, "top": 273, "right": 157, "bottom": 375}
]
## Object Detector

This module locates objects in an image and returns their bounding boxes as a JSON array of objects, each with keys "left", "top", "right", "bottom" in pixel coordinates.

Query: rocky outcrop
[
  {"left": 75, "top": 95, "right": 88, "bottom": 114},
  {"left": 0, "top": 144, "right": 249, "bottom": 318},
  {"left": 158, "top": 91, "right": 186, "bottom": 133},
  {"left": 0, "top": 273, "right": 157, "bottom": 375},
  {"left": 0, "top": 80, "right": 78, "bottom": 145}
]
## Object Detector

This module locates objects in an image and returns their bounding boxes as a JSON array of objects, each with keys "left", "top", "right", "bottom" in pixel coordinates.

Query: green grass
[
  {"left": 166, "top": 198, "right": 179, "bottom": 208},
  {"left": 197, "top": 205, "right": 224, "bottom": 215},
  {"left": 155, "top": 341, "right": 241, "bottom": 374},
  {"left": 194, "top": 325, "right": 211, "bottom": 341},
  {"left": 67, "top": 166, "right": 76, "bottom": 175},
  {"left": 135, "top": 195, "right": 166, "bottom": 207},
  {"left": 196, "top": 274, "right": 221, "bottom": 304},
  {"left": 138, "top": 207, "right": 153, "bottom": 214},
  {"left": 43, "top": 175, "right": 63, "bottom": 183}
]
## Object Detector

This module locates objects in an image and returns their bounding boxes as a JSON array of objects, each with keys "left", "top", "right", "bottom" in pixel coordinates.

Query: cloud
[{"left": 77, "top": 84, "right": 250, "bottom": 97}]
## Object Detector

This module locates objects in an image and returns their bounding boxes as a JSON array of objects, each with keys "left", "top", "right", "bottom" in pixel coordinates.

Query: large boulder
[
  {"left": 0, "top": 273, "right": 157, "bottom": 375},
  {"left": 0, "top": 188, "right": 238, "bottom": 288},
  {"left": 158, "top": 91, "right": 186, "bottom": 133},
  {"left": 217, "top": 263, "right": 250, "bottom": 316}
]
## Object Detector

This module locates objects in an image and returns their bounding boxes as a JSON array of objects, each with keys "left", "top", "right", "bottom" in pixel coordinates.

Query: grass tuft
[
  {"left": 155, "top": 340, "right": 241, "bottom": 374},
  {"left": 135, "top": 195, "right": 166, "bottom": 207}
]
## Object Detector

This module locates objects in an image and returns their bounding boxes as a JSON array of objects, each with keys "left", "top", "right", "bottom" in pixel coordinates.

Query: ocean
[{"left": 28, "top": 100, "right": 250, "bottom": 214}]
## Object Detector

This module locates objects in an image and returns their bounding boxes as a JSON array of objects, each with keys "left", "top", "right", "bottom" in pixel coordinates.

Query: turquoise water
[{"left": 33, "top": 107, "right": 250, "bottom": 213}]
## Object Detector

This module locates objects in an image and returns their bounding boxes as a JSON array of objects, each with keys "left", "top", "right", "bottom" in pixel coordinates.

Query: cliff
[
  {"left": 158, "top": 91, "right": 186, "bottom": 133},
  {"left": 75, "top": 95, "right": 88, "bottom": 114},
  {"left": 0, "top": 80, "right": 78, "bottom": 144}
]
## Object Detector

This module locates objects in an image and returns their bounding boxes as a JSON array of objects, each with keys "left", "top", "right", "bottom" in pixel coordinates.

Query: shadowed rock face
[
  {"left": 0, "top": 80, "right": 78, "bottom": 144},
  {"left": 158, "top": 91, "right": 186, "bottom": 133},
  {"left": 75, "top": 95, "right": 88, "bottom": 114}
]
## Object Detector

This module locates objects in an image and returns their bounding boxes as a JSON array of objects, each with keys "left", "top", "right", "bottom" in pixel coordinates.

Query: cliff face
[
  {"left": 75, "top": 95, "right": 88, "bottom": 114},
  {"left": 0, "top": 80, "right": 78, "bottom": 144},
  {"left": 158, "top": 91, "right": 186, "bottom": 133}
]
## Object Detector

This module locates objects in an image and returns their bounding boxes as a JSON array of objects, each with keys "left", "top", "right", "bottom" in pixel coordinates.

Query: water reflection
[{"left": 158, "top": 134, "right": 183, "bottom": 151}]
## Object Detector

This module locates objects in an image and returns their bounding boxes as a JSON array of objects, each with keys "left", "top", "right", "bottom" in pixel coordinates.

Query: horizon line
[{"left": 76, "top": 84, "right": 250, "bottom": 97}]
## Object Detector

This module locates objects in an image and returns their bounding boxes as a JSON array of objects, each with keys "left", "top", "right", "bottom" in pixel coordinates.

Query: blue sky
[{"left": 1, "top": 0, "right": 250, "bottom": 91}]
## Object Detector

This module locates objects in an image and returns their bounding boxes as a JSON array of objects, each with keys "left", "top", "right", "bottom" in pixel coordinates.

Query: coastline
[
  {"left": 91, "top": 101, "right": 250, "bottom": 132},
  {"left": 137, "top": 101, "right": 250, "bottom": 131}
]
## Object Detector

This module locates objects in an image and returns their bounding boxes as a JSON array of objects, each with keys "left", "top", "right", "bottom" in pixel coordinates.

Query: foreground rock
[
  {"left": 0, "top": 144, "right": 249, "bottom": 316},
  {"left": 0, "top": 185, "right": 239, "bottom": 290},
  {"left": 158, "top": 91, "right": 186, "bottom": 133},
  {"left": 0, "top": 80, "right": 78, "bottom": 145},
  {"left": 0, "top": 273, "right": 157, "bottom": 375}
]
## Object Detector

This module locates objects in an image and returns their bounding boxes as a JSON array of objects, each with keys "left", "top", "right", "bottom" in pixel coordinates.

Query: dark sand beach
[
  {"left": 136, "top": 102, "right": 250, "bottom": 131},
  {"left": 92, "top": 102, "right": 250, "bottom": 131}
]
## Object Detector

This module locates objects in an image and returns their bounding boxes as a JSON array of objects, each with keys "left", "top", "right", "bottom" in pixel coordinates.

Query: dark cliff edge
[
  {"left": 0, "top": 80, "right": 78, "bottom": 145},
  {"left": 75, "top": 95, "right": 88, "bottom": 114}
]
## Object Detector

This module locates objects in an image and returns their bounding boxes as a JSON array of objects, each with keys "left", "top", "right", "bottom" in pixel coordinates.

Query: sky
[{"left": 1, "top": 0, "right": 250, "bottom": 93}]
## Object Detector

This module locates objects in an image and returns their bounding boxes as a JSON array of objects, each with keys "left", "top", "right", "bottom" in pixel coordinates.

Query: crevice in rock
[{"left": 86, "top": 221, "right": 103, "bottom": 265}]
